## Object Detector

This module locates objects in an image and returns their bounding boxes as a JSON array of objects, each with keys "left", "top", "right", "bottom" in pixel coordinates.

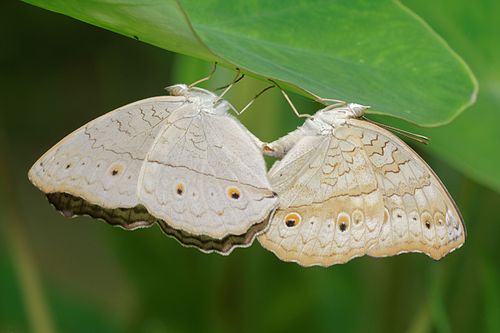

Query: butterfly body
[{"left": 259, "top": 103, "right": 465, "bottom": 266}]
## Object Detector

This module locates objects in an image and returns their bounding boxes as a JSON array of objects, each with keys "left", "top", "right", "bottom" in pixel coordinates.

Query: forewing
[
  {"left": 28, "top": 96, "right": 186, "bottom": 228},
  {"left": 138, "top": 107, "right": 278, "bottom": 245}
]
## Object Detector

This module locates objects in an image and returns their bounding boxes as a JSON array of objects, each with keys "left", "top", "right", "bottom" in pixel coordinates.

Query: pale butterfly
[
  {"left": 28, "top": 83, "right": 278, "bottom": 254},
  {"left": 258, "top": 102, "right": 465, "bottom": 267}
]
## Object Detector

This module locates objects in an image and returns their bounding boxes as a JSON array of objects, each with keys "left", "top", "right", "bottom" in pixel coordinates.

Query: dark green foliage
[{"left": 0, "top": 1, "right": 498, "bottom": 333}]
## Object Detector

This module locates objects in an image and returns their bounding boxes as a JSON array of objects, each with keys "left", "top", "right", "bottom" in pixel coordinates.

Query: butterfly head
[
  {"left": 346, "top": 103, "right": 370, "bottom": 118},
  {"left": 320, "top": 103, "right": 369, "bottom": 118},
  {"left": 314, "top": 102, "right": 369, "bottom": 123},
  {"left": 308, "top": 103, "right": 370, "bottom": 132},
  {"left": 166, "top": 83, "right": 219, "bottom": 101},
  {"left": 165, "top": 84, "right": 235, "bottom": 114}
]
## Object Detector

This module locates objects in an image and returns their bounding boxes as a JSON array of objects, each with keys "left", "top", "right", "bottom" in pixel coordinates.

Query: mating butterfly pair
[{"left": 28, "top": 83, "right": 465, "bottom": 267}]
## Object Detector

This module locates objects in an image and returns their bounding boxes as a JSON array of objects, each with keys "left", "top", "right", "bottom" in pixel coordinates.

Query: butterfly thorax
[
  {"left": 166, "top": 84, "right": 233, "bottom": 115},
  {"left": 305, "top": 103, "right": 369, "bottom": 134},
  {"left": 316, "top": 102, "right": 369, "bottom": 121}
]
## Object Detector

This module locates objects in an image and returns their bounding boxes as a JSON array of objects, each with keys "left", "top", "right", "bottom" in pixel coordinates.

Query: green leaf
[
  {"left": 22, "top": 0, "right": 476, "bottom": 126},
  {"left": 22, "top": 0, "right": 215, "bottom": 60},
  {"left": 370, "top": 0, "right": 500, "bottom": 194},
  {"left": 178, "top": 0, "right": 477, "bottom": 126}
]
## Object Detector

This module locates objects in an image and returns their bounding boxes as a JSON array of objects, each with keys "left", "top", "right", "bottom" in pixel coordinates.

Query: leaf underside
[{"left": 23, "top": 0, "right": 477, "bottom": 126}]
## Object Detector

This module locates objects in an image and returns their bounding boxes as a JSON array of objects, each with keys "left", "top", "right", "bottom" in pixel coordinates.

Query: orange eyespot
[
  {"left": 176, "top": 183, "right": 185, "bottom": 195},
  {"left": 422, "top": 212, "right": 433, "bottom": 229},
  {"left": 284, "top": 212, "right": 301, "bottom": 227},
  {"left": 227, "top": 187, "right": 241, "bottom": 200},
  {"left": 109, "top": 164, "right": 124, "bottom": 176},
  {"left": 337, "top": 213, "right": 350, "bottom": 232}
]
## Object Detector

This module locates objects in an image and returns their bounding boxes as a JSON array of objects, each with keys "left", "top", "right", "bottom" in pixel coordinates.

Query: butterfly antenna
[
  {"left": 235, "top": 85, "right": 275, "bottom": 115},
  {"left": 188, "top": 62, "right": 218, "bottom": 88},
  {"left": 363, "top": 117, "right": 430, "bottom": 145},
  {"left": 214, "top": 68, "right": 244, "bottom": 104},
  {"left": 269, "top": 79, "right": 311, "bottom": 118}
]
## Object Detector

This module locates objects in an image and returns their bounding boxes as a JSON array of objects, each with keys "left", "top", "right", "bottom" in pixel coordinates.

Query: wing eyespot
[
  {"left": 337, "top": 212, "right": 350, "bottom": 232},
  {"left": 284, "top": 213, "right": 301, "bottom": 227},
  {"left": 176, "top": 183, "right": 185, "bottom": 196},
  {"left": 108, "top": 164, "right": 124, "bottom": 176},
  {"left": 392, "top": 209, "right": 406, "bottom": 222},
  {"left": 421, "top": 212, "right": 433, "bottom": 229},
  {"left": 352, "top": 209, "right": 364, "bottom": 225},
  {"left": 227, "top": 187, "right": 241, "bottom": 200},
  {"left": 434, "top": 212, "right": 445, "bottom": 226}
]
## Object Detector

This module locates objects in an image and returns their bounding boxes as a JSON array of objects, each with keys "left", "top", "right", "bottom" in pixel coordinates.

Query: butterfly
[
  {"left": 258, "top": 103, "right": 465, "bottom": 266},
  {"left": 28, "top": 84, "right": 278, "bottom": 254}
]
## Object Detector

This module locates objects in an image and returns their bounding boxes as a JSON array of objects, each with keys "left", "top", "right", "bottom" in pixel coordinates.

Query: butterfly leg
[
  {"left": 188, "top": 62, "right": 218, "bottom": 88},
  {"left": 213, "top": 68, "right": 246, "bottom": 105},
  {"left": 302, "top": 87, "right": 346, "bottom": 107},
  {"left": 214, "top": 68, "right": 245, "bottom": 92},
  {"left": 235, "top": 85, "right": 275, "bottom": 116},
  {"left": 268, "top": 80, "right": 312, "bottom": 119}
]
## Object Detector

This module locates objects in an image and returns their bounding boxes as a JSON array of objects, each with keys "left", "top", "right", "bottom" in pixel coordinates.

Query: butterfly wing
[
  {"left": 346, "top": 119, "right": 465, "bottom": 259},
  {"left": 138, "top": 105, "right": 278, "bottom": 253},
  {"left": 259, "top": 120, "right": 465, "bottom": 266},
  {"left": 28, "top": 96, "right": 186, "bottom": 229}
]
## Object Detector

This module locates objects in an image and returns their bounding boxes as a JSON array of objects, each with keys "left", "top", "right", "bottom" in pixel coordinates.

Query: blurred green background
[{"left": 1, "top": 1, "right": 499, "bottom": 333}]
